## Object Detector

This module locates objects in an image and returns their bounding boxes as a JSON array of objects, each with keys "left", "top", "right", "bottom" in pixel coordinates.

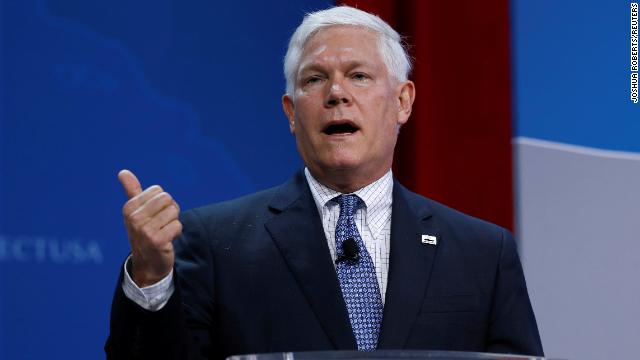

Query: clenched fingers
[
  {"left": 140, "top": 204, "right": 180, "bottom": 241},
  {"left": 122, "top": 185, "right": 164, "bottom": 216},
  {"left": 159, "top": 219, "right": 183, "bottom": 242},
  {"left": 125, "top": 191, "right": 174, "bottom": 225}
]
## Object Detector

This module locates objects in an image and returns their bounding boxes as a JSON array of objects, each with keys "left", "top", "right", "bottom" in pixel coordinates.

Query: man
[{"left": 106, "top": 6, "right": 543, "bottom": 360}]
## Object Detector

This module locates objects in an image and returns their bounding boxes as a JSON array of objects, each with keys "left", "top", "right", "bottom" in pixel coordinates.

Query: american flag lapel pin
[{"left": 421, "top": 234, "right": 437, "bottom": 246}]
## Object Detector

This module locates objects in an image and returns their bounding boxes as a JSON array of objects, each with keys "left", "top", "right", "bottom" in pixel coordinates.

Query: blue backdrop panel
[
  {"left": 0, "top": 0, "right": 329, "bottom": 359},
  {"left": 513, "top": 0, "right": 640, "bottom": 151}
]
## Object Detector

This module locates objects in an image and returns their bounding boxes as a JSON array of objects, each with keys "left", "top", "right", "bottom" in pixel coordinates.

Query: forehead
[{"left": 298, "top": 26, "right": 384, "bottom": 70}]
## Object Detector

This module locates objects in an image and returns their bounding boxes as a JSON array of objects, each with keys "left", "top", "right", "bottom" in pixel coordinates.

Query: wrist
[{"left": 129, "top": 256, "right": 172, "bottom": 288}]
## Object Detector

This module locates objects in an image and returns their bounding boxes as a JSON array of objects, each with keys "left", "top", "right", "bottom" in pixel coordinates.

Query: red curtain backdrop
[{"left": 339, "top": 0, "right": 514, "bottom": 231}]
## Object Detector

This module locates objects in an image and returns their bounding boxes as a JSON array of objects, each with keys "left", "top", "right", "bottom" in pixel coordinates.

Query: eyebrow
[{"left": 298, "top": 60, "right": 378, "bottom": 76}]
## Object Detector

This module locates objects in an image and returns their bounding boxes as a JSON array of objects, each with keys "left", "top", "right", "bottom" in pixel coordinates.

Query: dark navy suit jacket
[{"left": 106, "top": 171, "right": 543, "bottom": 359}]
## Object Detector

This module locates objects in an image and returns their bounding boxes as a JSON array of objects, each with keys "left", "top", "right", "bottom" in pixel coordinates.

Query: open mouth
[{"left": 323, "top": 122, "right": 359, "bottom": 135}]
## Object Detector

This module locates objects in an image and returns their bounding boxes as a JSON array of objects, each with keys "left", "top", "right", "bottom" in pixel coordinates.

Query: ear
[
  {"left": 396, "top": 80, "right": 415, "bottom": 126},
  {"left": 282, "top": 94, "right": 296, "bottom": 134}
]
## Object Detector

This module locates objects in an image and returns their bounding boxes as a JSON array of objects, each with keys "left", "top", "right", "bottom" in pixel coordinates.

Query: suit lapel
[
  {"left": 264, "top": 171, "right": 357, "bottom": 350},
  {"left": 378, "top": 182, "right": 439, "bottom": 349}
]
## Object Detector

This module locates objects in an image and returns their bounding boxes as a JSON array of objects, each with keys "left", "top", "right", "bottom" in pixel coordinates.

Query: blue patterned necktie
[{"left": 334, "top": 194, "right": 383, "bottom": 351}]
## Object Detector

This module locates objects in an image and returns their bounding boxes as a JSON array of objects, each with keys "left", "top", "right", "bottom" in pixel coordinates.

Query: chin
[
  {"left": 322, "top": 160, "right": 364, "bottom": 174},
  {"left": 323, "top": 151, "right": 359, "bottom": 166}
]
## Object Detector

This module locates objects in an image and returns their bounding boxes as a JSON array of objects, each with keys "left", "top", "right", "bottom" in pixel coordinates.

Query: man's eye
[
  {"left": 304, "top": 76, "right": 323, "bottom": 85},
  {"left": 351, "top": 73, "right": 369, "bottom": 81}
]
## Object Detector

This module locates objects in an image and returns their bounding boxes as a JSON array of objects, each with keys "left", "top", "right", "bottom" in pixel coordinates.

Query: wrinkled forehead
[
  {"left": 302, "top": 25, "right": 381, "bottom": 54},
  {"left": 297, "top": 25, "right": 384, "bottom": 70}
]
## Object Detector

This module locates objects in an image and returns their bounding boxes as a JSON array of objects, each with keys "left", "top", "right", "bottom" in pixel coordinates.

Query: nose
[{"left": 325, "top": 78, "right": 352, "bottom": 107}]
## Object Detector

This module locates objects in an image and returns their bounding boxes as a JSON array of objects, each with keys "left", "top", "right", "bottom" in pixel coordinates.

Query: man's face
[{"left": 283, "top": 26, "right": 414, "bottom": 190}]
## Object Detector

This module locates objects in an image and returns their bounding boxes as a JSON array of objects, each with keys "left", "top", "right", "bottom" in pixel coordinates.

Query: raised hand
[{"left": 118, "top": 169, "right": 182, "bottom": 287}]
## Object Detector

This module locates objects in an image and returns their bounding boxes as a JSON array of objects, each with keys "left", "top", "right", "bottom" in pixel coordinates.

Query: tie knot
[{"left": 335, "top": 194, "right": 362, "bottom": 217}]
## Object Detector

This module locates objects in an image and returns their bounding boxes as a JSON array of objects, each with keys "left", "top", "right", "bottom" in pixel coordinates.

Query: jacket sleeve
[
  {"left": 485, "top": 229, "right": 544, "bottom": 356},
  {"left": 105, "top": 209, "right": 217, "bottom": 360}
]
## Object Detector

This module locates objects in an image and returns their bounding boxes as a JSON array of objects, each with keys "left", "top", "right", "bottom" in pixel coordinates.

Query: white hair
[{"left": 283, "top": 6, "right": 412, "bottom": 95}]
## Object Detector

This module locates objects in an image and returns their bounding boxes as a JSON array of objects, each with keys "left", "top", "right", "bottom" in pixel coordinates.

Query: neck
[{"left": 307, "top": 166, "right": 391, "bottom": 194}]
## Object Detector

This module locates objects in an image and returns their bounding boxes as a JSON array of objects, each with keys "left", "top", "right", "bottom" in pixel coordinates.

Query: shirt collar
[{"left": 304, "top": 167, "right": 393, "bottom": 238}]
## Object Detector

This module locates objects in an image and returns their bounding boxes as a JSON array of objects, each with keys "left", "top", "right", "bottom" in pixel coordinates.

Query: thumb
[{"left": 118, "top": 169, "right": 143, "bottom": 199}]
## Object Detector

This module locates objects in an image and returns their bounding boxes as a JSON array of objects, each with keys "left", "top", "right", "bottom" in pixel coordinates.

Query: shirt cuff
[{"left": 121, "top": 255, "right": 174, "bottom": 311}]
